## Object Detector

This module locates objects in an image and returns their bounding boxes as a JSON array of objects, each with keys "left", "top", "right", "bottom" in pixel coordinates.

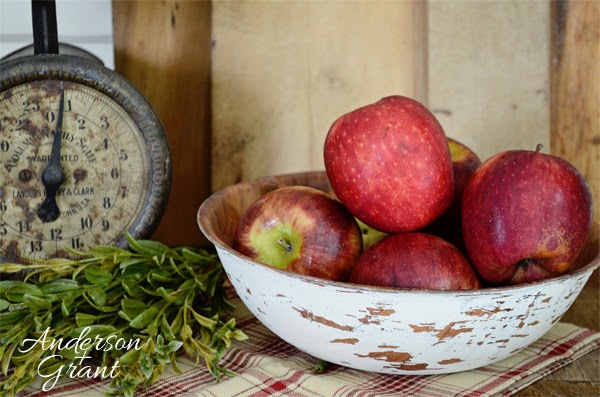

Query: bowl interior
[
  {"left": 198, "top": 171, "right": 599, "bottom": 288},
  {"left": 199, "top": 171, "right": 331, "bottom": 248}
]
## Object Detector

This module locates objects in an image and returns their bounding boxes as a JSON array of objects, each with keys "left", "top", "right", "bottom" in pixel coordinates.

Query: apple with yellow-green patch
[{"left": 232, "top": 186, "right": 363, "bottom": 281}]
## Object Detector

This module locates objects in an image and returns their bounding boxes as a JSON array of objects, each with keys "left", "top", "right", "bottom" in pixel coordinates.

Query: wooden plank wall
[
  {"left": 211, "top": 1, "right": 427, "bottom": 192},
  {"left": 112, "top": 0, "right": 599, "bottom": 245},
  {"left": 550, "top": 0, "right": 599, "bottom": 223},
  {"left": 112, "top": 0, "right": 212, "bottom": 246},
  {"left": 427, "top": 1, "right": 550, "bottom": 162}
]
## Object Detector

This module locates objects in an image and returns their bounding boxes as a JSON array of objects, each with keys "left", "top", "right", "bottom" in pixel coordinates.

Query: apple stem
[
  {"left": 278, "top": 237, "right": 293, "bottom": 253},
  {"left": 516, "top": 258, "right": 535, "bottom": 271},
  {"left": 535, "top": 143, "right": 543, "bottom": 153}
]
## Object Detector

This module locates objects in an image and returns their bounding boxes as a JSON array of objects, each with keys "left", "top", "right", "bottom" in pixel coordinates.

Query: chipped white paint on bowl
[{"left": 198, "top": 171, "right": 600, "bottom": 375}]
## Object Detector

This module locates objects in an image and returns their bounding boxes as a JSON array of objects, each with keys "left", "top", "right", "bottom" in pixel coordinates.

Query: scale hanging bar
[{"left": 32, "top": 0, "right": 59, "bottom": 55}]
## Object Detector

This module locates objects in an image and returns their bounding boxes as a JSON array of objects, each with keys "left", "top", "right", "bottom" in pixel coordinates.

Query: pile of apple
[{"left": 233, "top": 96, "right": 594, "bottom": 289}]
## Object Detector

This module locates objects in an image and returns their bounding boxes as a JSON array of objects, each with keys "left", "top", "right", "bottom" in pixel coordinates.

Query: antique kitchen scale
[{"left": 0, "top": 1, "right": 171, "bottom": 263}]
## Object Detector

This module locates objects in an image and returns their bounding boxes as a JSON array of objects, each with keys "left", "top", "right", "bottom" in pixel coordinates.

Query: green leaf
[
  {"left": 139, "top": 351, "right": 154, "bottom": 379},
  {"left": 86, "top": 286, "right": 107, "bottom": 306},
  {"left": 126, "top": 234, "right": 169, "bottom": 257},
  {"left": 166, "top": 340, "right": 183, "bottom": 354},
  {"left": 68, "top": 325, "right": 116, "bottom": 339},
  {"left": 1, "top": 341, "right": 19, "bottom": 375},
  {"left": 191, "top": 310, "right": 217, "bottom": 330},
  {"left": 75, "top": 313, "right": 98, "bottom": 327},
  {"left": 23, "top": 294, "right": 52, "bottom": 311},
  {"left": 149, "top": 269, "right": 174, "bottom": 283},
  {"left": 121, "top": 299, "right": 147, "bottom": 319},
  {"left": 171, "top": 308, "right": 183, "bottom": 334},
  {"left": 82, "top": 293, "right": 119, "bottom": 313},
  {"left": 121, "top": 263, "right": 148, "bottom": 280},
  {"left": 87, "top": 245, "right": 130, "bottom": 263},
  {"left": 119, "top": 257, "right": 148, "bottom": 270},
  {"left": 176, "top": 279, "right": 196, "bottom": 292},
  {"left": 85, "top": 266, "right": 113, "bottom": 285},
  {"left": 181, "top": 324, "right": 193, "bottom": 341},
  {"left": 129, "top": 307, "right": 159, "bottom": 329},
  {"left": 231, "top": 328, "right": 249, "bottom": 342},
  {"left": 0, "top": 281, "right": 22, "bottom": 294},
  {"left": 38, "top": 358, "right": 67, "bottom": 378},
  {"left": 182, "top": 248, "right": 215, "bottom": 265},
  {"left": 4, "top": 284, "right": 44, "bottom": 303},
  {"left": 0, "top": 263, "right": 29, "bottom": 273},
  {"left": 217, "top": 365, "right": 238, "bottom": 378},
  {"left": 40, "top": 279, "right": 80, "bottom": 294},
  {"left": 8, "top": 302, "right": 27, "bottom": 311},
  {"left": 118, "top": 346, "right": 141, "bottom": 365},
  {"left": 61, "top": 296, "right": 75, "bottom": 317},
  {"left": 121, "top": 278, "right": 141, "bottom": 297},
  {"left": 155, "top": 287, "right": 178, "bottom": 304},
  {"left": 160, "top": 316, "right": 176, "bottom": 341},
  {"left": 0, "top": 309, "right": 29, "bottom": 326},
  {"left": 118, "top": 310, "right": 132, "bottom": 322},
  {"left": 0, "top": 299, "right": 9, "bottom": 311},
  {"left": 33, "top": 312, "right": 52, "bottom": 332},
  {"left": 144, "top": 324, "right": 158, "bottom": 337},
  {"left": 60, "top": 344, "right": 84, "bottom": 360}
]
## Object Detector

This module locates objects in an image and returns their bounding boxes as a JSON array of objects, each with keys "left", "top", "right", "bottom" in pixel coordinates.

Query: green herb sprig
[{"left": 0, "top": 234, "right": 247, "bottom": 397}]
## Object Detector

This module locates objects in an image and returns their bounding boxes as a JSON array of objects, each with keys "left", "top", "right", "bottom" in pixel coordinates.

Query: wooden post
[
  {"left": 550, "top": 0, "right": 600, "bottom": 223},
  {"left": 112, "top": 0, "right": 212, "bottom": 246}
]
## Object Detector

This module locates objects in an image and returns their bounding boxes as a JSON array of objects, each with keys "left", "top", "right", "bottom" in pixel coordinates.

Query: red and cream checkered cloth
[{"left": 18, "top": 288, "right": 600, "bottom": 397}]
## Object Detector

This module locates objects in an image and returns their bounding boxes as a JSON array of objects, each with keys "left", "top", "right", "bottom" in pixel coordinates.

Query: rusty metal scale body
[{"left": 0, "top": 1, "right": 170, "bottom": 263}]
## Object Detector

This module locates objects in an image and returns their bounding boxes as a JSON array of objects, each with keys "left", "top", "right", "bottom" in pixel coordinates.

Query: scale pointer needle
[{"left": 37, "top": 91, "right": 66, "bottom": 222}]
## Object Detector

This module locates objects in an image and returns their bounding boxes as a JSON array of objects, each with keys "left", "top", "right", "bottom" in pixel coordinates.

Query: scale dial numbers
[{"left": 0, "top": 81, "right": 150, "bottom": 261}]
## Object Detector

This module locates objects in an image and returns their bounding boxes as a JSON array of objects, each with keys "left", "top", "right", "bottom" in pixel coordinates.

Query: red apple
[
  {"left": 232, "top": 186, "right": 363, "bottom": 281},
  {"left": 349, "top": 233, "right": 481, "bottom": 290},
  {"left": 462, "top": 146, "right": 594, "bottom": 285},
  {"left": 324, "top": 95, "right": 454, "bottom": 234},
  {"left": 423, "top": 138, "right": 482, "bottom": 250}
]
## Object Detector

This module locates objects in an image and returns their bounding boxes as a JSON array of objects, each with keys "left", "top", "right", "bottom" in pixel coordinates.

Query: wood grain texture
[
  {"left": 515, "top": 379, "right": 600, "bottom": 397},
  {"left": 550, "top": 0, "right": 600, "bottom": 223},
  {"left": 211, "top": 1, "right": 427, "bottom": 192},
  {"left": 427, "top": 0, "right": 550, "bottom": 162},
  {"left": 112, "top": 0, "right": 212, "bottom": 246}
]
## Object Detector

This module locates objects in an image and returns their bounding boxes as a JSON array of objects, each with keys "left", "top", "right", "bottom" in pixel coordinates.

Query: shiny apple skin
[
  {"left": 462, "top": 150, "right": 594, "bottom": 285},
  {"left": 423, "top": 138, "right": 482, "bottom": 251},
  {"left": 324, "top": 96, "right": 453, "bottom": 234},
  {"left": 349, "top": 233, "right": 481, "bottom": 290},
  {"left": 232, "top": 186, "right": 363, "bottom": 281}
]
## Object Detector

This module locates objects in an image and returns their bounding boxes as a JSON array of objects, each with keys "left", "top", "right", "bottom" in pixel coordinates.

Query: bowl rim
[{"left": 198, "top": 171, "right": 600, "bottom": 295}]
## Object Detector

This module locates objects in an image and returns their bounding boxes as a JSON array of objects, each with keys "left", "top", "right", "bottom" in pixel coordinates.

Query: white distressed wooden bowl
[{"left": 198, "top": 171, "right": 599, "bottom": 375}]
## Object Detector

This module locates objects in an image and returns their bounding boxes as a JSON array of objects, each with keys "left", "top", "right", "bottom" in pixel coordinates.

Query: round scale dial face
[
  {"left": 0, "top": 81, "right": 151, "bottom": 260},
  {"left": 0, "top": 54, "right": 170, "bottom": 263}
]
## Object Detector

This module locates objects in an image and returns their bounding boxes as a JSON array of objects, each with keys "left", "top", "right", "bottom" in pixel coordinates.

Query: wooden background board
[
  {"left": 211, "top": 0, "right": 427, "bottom": 192},
  {"left": 427, "top": 0, "right": 550, "bottom": 162},
  {"left": 112, "top": 0, "right": 212, "bottom": 246},
  {"left": 550, "top": 0, "right": 600, "bottom": 224}
]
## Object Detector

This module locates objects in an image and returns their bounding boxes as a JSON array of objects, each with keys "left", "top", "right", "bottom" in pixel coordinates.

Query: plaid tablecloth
[{"left": 17, "top": 287, "right": 600, "bottom": 397}]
